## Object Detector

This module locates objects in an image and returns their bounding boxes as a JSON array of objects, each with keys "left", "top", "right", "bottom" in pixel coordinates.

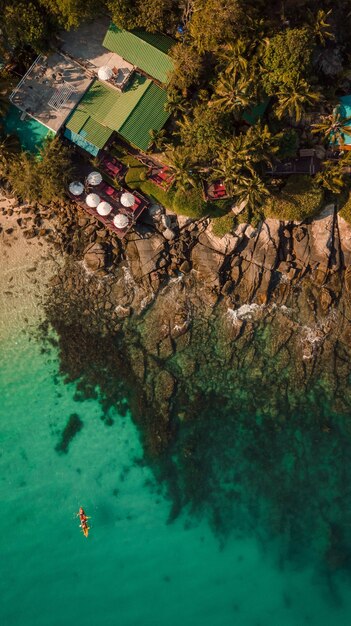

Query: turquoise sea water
[{"left": 2, "top": 326, "right": 351, "bottom": 625}]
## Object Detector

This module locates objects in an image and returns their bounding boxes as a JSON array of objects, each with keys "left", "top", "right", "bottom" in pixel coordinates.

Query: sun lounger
[
  {"left": 131, "top": 196, "right": 142, "bottom": 211},
  {"left": 158, "top": 169, "right": 171, "bottom": 181},
  {"left": 150, "top": 173, "right": 167, "bottom": 187},
  {"left": 100, "top": 182, "right": 115, "bottom": 196}
]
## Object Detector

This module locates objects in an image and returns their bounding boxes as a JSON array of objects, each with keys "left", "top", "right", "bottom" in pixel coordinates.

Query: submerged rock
[{"left": 55, "top": 413, "right": 83, "bottom": 454}]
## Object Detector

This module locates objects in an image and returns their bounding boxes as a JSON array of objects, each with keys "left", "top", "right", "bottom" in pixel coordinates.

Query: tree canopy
[{"left": 3, "top": 0, "right": 351, "bottom": 224}]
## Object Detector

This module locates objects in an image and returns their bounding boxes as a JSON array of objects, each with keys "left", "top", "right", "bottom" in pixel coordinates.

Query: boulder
[
  {"left": 250, "top": 220, "right": 279, "bottom": 271},
  {"left": 309, "top": 204, "right": 335, "bottom": 270},
  {"left": 201, "top": 226, "right": 239, "bottom": 255},
  {"left": 179, "top": 260, "right": 191, "bottom": 273},
  {"left": 83, "top": 243, "right": 106, "bottom": 272},
  {"left": 338, "top": 215, "right": 351, "bottom": 267},
  {"left": 125, "top": 232, "right": 165, "bottom": 279},
  {"left": 163, "top": 227, "right": 175, "bottom": 241},
  {"left": 320, "top": 287, "right": 333, "bottom": 312},
  {"left": 191, "top": 241, "right": 224, "bottom": 288},
  {"left": 161, "top": 214, "right": 172, "bottom": 229}
]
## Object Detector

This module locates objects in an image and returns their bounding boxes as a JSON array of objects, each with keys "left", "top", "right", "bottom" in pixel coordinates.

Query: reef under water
[{"left": 40, "top": 262, "right": 351, "bottom": 584}]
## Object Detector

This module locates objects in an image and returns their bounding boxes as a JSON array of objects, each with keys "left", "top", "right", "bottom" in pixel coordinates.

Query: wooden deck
[
  {"left": 264, "top": 155, "right": 321, "bottom": 176},
  {"left": 69, "top": 183, "right": 149, "bottom": 238},
  {"left": 203, "top": 180, "right": 229, "bottom": 201}
]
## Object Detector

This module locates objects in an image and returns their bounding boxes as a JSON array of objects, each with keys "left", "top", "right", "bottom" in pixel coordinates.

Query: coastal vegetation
[
  {"left": 2, "top": 1, "right": 351, "bottom": 227},
  {"left": 5, "top": 137, "right": 74, "bottom": 203}
]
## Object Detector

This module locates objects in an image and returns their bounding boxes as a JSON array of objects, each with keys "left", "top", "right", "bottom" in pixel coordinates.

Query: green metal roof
[
  {"left": 102, "top": 23, "right": 174, "bottom": 84},
  {"left": 71, "top": 76, "right": 151, "bottom": 131},
  {"left": 65, "top": 75, "right": 170, "bottom": 152},
  {"left": 132, "top": 30, "right": 174, "bottom": 54},
  {"left": 119, "top": 83, "right": 170, "bottom": 151},
  {"left": 79, "top": 117, "right": 114, "bottom": 149},
  {"left": 65, "top": 109, "right": 89, "bottom": 133}
]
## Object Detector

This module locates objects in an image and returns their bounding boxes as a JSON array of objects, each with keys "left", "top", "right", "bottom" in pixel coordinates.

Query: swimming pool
[{"left": 2, "top": 105, "right": 54, "bottom": 153}]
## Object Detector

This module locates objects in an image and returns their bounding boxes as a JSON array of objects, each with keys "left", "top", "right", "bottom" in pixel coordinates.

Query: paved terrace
[
  {"left": 10, "top": 53, "right": 93, "bottom": 133},
  {"left": 59, "top": 18, "right": 134, "bottom": 90}
]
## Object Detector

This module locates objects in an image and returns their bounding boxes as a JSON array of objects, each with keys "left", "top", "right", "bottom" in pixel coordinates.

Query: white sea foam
[
  {"left": 227, "top": 303, "right": 264, "bottom": 323},
  {"left": 122, "top": 266, "right": 135, "bottom": 286},
  {"left": 140, "top": 293, "right": 155, "bottom": 311},
  {"left": 160, "top": 274, "right": 183, "bottom": 295}
]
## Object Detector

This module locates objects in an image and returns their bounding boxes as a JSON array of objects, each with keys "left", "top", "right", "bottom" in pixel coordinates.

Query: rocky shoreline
[
  {"left": 3, "top": 192, "right": 351, "bottom": 425},
  {"left": 4, "top": 191, "right": 351, "bottom": 563},
  {"left": 5, "top": 193, "right": 348, "bottom": 418}
]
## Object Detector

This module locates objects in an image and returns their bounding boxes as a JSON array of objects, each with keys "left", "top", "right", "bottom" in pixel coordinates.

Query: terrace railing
[{"left": 10, "top": 55, "right": 45, "bottom": 108}]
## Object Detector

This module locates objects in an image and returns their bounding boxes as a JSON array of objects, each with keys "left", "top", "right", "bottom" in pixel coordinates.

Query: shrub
[
  {"left": 206, "top": 197, "right": 233, "bottom": 217},
  {"left": 7, "top": 137, "right": 74, "bottom": 203},
  {"left": 172, "top": 186, "right": 208, "bottom": 218},
  {"left": 276, "top": 128, "right": 299, "bottom": 159},
  {"left": 211, "top": 212, "right": 234, "bottom": 237},
  {"left": 265, "top": 175, "right": 324, "bottom": 221},
  {"left": 262, "top": 28, "right": 314, "bottom": 94}
]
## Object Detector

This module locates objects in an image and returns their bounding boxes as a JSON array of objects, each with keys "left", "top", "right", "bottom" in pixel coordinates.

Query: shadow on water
[{"left": 37, "top": 308, "right": 351, "bottom": 602}]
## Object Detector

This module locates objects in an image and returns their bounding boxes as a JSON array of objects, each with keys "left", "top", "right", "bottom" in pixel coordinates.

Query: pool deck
[{"left": 10, "top": 53, "right": 93, "bottom": 133}]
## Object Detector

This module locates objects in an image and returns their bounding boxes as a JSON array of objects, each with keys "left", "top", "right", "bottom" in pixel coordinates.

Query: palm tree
[
  {"left": 213, "top": 128, "right": 278, "bottom": 191},
  {"left": 149, "top": 128, "right": 167, "bottom": 152},
  {"left": 217, "top": 38, "right": 252, "bottom": 75},
  {"left": 312, "top": 106, "right": 351, "bottom": 146},
  {"left": 275, "top": 79, "right": 322, "bottom": 123},
  {"left": 231, "top": 174, "right": 271, "bottom": 211},
  {"left": 244, "top": 123, "right": 280, "bottom": 166},
  {"left": 165, "top": 89, "right": 188, "bottom": 116},
  {"left": 212, "top": 136, "right": 261, "bottom": 194},
  {"left": 315, "top": 160, "right": 346, "bottom": 193},
  {"left": 209, "top": 71, "right": 253, "bottom": 117},
  {"left": 213, "top": 148, "right": 242, "bottom": 194},
  {"left": 0, "top": 75, "right": 17, "bottom": 118},
  {"left": 308, "top": 8, "right": 335, "bottom": 46},
  {"left": 0, "top": 132, "right": 21, "bottom": 177},
  {"left": 165, "top": 146, "right": 198, "bottom": 192}
]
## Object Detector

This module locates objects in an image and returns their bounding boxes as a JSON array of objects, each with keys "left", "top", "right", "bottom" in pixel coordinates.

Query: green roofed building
[
  {"left": 102, "top": 23, "right": 174, "bottom": 85},
  {"left": 64, "top": 73, "right": 170, "bottom": 154}
]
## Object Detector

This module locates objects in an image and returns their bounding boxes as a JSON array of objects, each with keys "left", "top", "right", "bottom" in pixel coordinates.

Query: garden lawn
[{"left": 266, "top": 175, "right": 324, "bottom": 221}]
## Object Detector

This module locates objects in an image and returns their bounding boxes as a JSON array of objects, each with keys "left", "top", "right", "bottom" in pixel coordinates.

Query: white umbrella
[
  {"left": 120, "top": 192, "right": 135, "bottom": 208},
  {"left": 86, "top": 193, "right": 100, "bottom": 208},
  {"left": 113, "top": 214, "right": 129, "bottom": 229},
  {"left": 98, "top": 66, "right": 113, "bottom": 81},
  {"left": 69, "top": 181, "right": 84, "bottom": 196},
  {"left": 97, "top": 201, "right": 112, "bottom": 216},
  {"left": 87, "top": 171, "right": 102, "bottom": 186}
]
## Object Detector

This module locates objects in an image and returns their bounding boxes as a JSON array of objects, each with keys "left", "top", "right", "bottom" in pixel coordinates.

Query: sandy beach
[{"left": 0, "top": 192, "right": 61, "bottom": 341}]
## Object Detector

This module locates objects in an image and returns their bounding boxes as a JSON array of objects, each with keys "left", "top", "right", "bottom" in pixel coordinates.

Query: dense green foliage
[
  {"left": 6, "top": 137, "right": 74, "bottom": 203},
  {"left": 107, "top": 0, "right": 179, "bottom": 33},
  {"left": 261, "top": 28, "right": 314, "bottom": 95},
  {"left": 3, "top": 0, "right": 351, "bottom": 223}
]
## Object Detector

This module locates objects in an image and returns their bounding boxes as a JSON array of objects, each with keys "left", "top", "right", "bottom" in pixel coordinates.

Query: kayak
[{"left": 77, "top": 506, "right": 90, "bottom": 538}]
